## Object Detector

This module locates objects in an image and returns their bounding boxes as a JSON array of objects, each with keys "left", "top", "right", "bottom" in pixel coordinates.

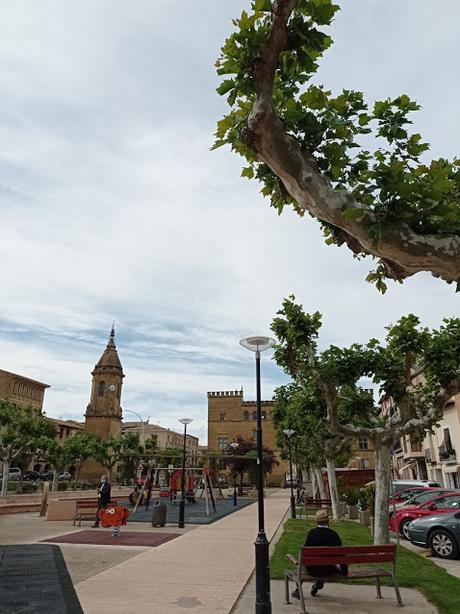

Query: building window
[
  {"left": 220, "top": 413, "right": 226, "bottom": 422},
  {"left": 98, "top": 381, "right": 105, "bottom": 397},
  {"left": 218, "top": 436, "right": 229, "bottom": 451},
  {"left": 358, "top": 437, "right": 369, "bottom": 450},
  {"left": 252, "top": 411, "right": 257, "bottom": 421},
  {"left": 243, "top": 410, "right": 249, "bottom": 421}
]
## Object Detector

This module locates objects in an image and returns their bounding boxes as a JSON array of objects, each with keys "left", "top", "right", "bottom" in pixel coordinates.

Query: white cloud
[{"left": 0, "top": 1, "right": 458, "bottom": 445}]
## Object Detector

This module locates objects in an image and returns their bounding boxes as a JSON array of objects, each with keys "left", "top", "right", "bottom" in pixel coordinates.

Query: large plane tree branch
[{"left": 216, "top": 1, "right": 460, "bottom": 290}]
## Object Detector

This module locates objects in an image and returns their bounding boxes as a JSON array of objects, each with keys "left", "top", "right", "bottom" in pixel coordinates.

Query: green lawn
[{"left": 271, "top": 519, "right": 460, "bottom": 614}]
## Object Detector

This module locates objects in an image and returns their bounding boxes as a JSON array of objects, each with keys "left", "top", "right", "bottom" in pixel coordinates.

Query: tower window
[
  {"left": 98, "top": 381, "right": 105, "bottom": 397},
  {"left": 220, "top": 412, "right": 226, "bottom": 422},
  {"left": 243, "top": 410, "right": 249, "bottom": 421}
]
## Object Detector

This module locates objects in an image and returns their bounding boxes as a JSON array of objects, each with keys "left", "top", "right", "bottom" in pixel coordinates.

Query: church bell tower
[{"left": 81, "top": 326, "right": 124, "bottom": 482}]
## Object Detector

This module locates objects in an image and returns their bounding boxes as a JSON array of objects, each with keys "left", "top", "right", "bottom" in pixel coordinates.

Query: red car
[
  {"left": 388, "top": 486, "right": 433, "bottom": 506},
  {"left": 390, "top": 491, "right": 460, "bottom": 539}
]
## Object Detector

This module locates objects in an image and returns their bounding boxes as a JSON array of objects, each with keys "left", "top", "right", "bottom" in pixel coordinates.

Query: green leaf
[
  {"left": 241, "top": 166, "right": 254, "bottom": 179},
  {"left": 342, "top": 208, "right": 365, "bottom": 221},
  {"left": 253, "top": 0, "right": 272, "bottom": 11},
  {"left": 216, "top": 79, "right": 235, "bottom": 96}
]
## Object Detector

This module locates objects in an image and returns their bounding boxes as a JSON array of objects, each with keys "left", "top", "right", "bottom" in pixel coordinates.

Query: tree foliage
[
  {"left": 215, "top": 1, "right": 460, "bottom": 289},
  {"left": 223, "top": 435, "right": 278, "bottom": 486},
  {"left": 0, "top": 401, "right": 55, "bottom": 495}
]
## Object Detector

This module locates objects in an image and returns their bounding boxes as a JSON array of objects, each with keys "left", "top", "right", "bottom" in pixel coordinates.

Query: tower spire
[{"left": 108, "top": 322, "right": 116, "bottom": 347}]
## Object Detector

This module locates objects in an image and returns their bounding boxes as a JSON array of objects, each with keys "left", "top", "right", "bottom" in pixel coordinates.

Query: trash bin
[{"left": 151, "top": 499, "right": 167, "bottom": 527}]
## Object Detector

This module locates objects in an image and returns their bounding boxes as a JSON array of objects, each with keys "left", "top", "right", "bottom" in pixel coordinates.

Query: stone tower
[{"left": 80, "top": 326, "right": 124, "bottom": 482}]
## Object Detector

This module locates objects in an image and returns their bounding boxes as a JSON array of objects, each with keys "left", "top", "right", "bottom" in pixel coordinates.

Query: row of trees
[
  {"left": 270, "top": 297, "right": 460, "bottom": 544},
  {"left": 0, "top": 399, "right": 162, "bottom": 495}
]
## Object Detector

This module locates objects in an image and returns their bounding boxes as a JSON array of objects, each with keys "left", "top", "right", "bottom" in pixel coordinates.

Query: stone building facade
[
  {"left": 0, "top": 369, "right": 49, "bottom": 411},
  {"left": 121, "top": 421, "right": 199, "bottom": 467},
  {"left": 207, "top": 389, "right": 288, "bottom": 486}
]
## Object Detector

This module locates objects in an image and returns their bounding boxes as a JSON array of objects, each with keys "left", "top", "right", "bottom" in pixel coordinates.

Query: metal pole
[
  {"left": 255, "top": 349, "right": 271, "bottom": 614},
  {"left": 287, "top": 436, "right": 296, "bottom": 519},
  {"left": 178, "top": 422, "right": 187, "bottom": 528}
]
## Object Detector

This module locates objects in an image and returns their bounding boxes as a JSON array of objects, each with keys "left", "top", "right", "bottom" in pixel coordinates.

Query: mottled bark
[
  {"left": 373, "top": 444, "right": 391, "bottom": 545},
  {"left": 314, "top": 466, "right": 327, "bottom": 500},
  {"left": 325, "top": 457, "right": 340, "bottom": 520},
  {"left": 1, "top": 457, "right": 10, "bottom": 496}
]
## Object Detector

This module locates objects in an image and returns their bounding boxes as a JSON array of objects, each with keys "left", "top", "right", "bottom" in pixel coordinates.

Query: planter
[
  {"left": 359, "top": 509, "right": 370, "bottom": 526},
  {"left": 347, "top": 504, "right": 358, "bottom": 519},
  {"left": 338, "top": 502, "right": 346, "bottom": 518}
]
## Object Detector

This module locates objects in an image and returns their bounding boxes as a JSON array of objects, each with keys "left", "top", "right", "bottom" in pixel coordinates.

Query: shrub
[{"left": 342, "top": 488, "right": 359, "bottom": 506}]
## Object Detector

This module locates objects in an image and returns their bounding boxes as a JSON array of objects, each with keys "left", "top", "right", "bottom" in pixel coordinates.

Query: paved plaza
[{"left": 0, "top": 489, "right": 454, "bottom": 613}]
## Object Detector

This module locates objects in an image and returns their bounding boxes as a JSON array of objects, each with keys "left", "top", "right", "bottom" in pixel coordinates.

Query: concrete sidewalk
[
  {"left": 234, "top": 580, "right": 436, "bottom": 613},
  {"left": 76, "top": 490, "right": 290, "bottom": 614}
]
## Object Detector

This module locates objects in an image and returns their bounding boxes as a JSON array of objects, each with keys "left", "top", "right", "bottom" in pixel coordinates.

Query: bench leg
[
  {"left": 285, "top": 572, "right": 291, "bottom": 605},
  {"left": 375, "top": 576, "right": 382, "bottom": 599},
  {"left": 298, "top": 582, "right": 308, "bottom": 614},
  {"left": 392, "top": 575, "right": 404, "bottom": 607}
]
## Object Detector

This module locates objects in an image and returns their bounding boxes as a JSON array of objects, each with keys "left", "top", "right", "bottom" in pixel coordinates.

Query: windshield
[{"left": 409, "top": 490, "right": 450, "bottom": 506}]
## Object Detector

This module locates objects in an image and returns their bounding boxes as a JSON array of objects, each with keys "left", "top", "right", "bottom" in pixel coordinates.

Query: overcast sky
[{"left": 0, "top": 1, "right": 458, "bottom": 445}]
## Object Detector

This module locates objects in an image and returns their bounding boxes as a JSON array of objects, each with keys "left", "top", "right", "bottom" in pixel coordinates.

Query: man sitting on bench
[{"left": 292, "top": 509, "right": 348, "bottom": 599}]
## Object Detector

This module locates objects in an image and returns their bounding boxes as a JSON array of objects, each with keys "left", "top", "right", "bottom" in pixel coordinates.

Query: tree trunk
[
  {"left": 310, "top": 467, "right": 318, "bottom": 498},
  {"left": 1, "top": 457, "right": 10, "bottom": 496},
  {"left": 373, "top": 444, "right": 391, "bottom": 544},
  {"left": 75, "top": 461, "right": 81, "bottom": 482},
  {"left": 51, "top": 471, "right": 59, "bottom": 493},
  {"left": 325, "top": 457, "right": 340, "bottom": 520},
  {"left": 314, "top": 466, "right": 327, "bottom": 499}
]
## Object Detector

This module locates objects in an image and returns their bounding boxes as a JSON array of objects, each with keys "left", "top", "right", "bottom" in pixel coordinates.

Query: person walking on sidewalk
[
  {"left": 292, "top": 509, "right": 348, "bottom": 599},
  {"left": 92, "top": 475, "right": 111, "bottom": 528}
]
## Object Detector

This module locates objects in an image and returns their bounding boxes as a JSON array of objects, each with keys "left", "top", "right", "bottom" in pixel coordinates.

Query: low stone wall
[{"left": 0, "top": 487, "right": 132, "bottom": 515}]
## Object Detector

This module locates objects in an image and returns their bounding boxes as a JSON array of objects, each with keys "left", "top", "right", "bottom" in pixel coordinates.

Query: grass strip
[{"left": 271, "top": 518, "right": 460, "bottom": 614}]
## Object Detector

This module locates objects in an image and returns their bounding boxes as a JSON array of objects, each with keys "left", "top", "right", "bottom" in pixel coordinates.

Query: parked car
[
  {"left": 390, "top": 491, "right": 460, "bottom": 539},
  {"left": 388, "top": 486, "right": 432, "bottom": 506},
  {"left": 408, "top": 510, "right": 460, "bottom": 559},
  {"left": 390, "top": 479, "right": 440, "bottom": 494},
  {"left": 39, "top": 471, "right": 54, "bottom": 481},
  {"left": 23, "top": 471, "right": 41, "bottom": 482},
  {"left": 59, "top": 472, "right": 72, "bottom": 481},
  {"left": 0, "top": 467, "right": 22, "bottom": 481},
  {"left": 390, "top": 488, "right": 452, "bottom": 511}
]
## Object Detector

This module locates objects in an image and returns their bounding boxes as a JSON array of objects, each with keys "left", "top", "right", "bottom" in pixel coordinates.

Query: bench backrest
[{"left": 300, "top": 544, "right": 396, "bottom": 567}]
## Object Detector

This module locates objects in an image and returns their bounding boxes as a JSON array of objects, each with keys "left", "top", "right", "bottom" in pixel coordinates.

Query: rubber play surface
[{"left": 42, "top": 530, "right": 180, "bottom": 547}]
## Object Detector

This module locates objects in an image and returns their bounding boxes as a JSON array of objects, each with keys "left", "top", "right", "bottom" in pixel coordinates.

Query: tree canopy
[{"left": 215, "top": 0, "right": 460, "bottom": 291}]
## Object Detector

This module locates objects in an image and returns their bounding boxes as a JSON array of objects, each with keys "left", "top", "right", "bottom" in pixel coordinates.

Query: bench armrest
[{"left": 286, "top": 554, "right": 298, "bottom": 566}]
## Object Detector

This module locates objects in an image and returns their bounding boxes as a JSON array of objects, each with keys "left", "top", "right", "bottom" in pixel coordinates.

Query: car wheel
[
  {"left": 400, "top": 518, "right": 413, "bottom": 540},
  {"left": 429, "top": 529, "right": 459, "bottom": 560}
]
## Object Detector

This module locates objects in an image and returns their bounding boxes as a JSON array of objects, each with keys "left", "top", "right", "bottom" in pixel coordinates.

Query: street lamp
[
  {"left": 283, "top": 429, "right": 296, "bottom": 519},
  {"left": 178, "top": 418, "right": 193, "bottom": 529},
  {"left": 229, "top": 442, "right": 239, "bottom": 506},
  {"left": 240, "top": 335, "right": 275, "bottom": 614}
]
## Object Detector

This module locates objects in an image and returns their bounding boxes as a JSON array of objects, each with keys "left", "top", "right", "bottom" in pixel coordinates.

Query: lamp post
[
  {"left": 178, "top": 418, "right": 193, "bottom": 528},
  {"left": 229, "top": 442, "right": 239, "bottom": 506},
  {"left": 240, "top": 335, "right": 275, "bottom": 614},
  {"left": 283, "top": 429, "right": 296, "bottom": 519}
]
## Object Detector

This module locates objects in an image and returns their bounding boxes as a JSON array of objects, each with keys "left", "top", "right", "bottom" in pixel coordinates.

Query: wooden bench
[
  {"left": 285, "top": 544, "right": 403, "bottom": 613},
  {"left": 301, "top": 498, "right": 332, "bottom": 517},
  {"left": 73, "top": 499, "right": 117, "bottom": 526}
]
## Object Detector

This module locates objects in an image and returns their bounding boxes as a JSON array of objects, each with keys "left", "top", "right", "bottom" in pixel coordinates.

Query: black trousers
[{"left": 94, "top": 502, "right": 108, "bottom": 526}]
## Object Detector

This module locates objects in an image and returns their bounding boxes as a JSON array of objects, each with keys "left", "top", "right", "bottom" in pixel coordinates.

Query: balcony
[{"left": 439, "top": 446, "right": 457, "bottom": 464}]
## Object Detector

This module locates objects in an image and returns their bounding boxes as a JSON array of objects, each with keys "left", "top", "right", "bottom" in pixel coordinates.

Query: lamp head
[
  {"left": 283, "top": 429, "right": 295, "bottom": 437},
  {"left": 179, "top": 418, "right": 193, "bottom": 426},
  {"left": 239, "top": 336, "right": 275, "bottom": 353}
]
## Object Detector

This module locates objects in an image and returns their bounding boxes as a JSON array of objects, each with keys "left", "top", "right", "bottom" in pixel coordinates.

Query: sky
[{"left": 0, "top": 1, "right": 458, "bottom": 445}]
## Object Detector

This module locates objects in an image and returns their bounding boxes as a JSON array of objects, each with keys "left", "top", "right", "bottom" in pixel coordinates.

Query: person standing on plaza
[
  {"left": 92, "top": 474, "right": 111, "bottom": 528},
  {"left": 292, "top": 509, "right": 348, "bottom": 599}
]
